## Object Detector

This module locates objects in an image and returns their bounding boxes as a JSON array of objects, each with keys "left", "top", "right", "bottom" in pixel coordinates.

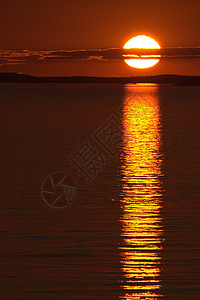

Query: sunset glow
[{"left": 123, "top": 35, "right": 161, "bottom": 69}]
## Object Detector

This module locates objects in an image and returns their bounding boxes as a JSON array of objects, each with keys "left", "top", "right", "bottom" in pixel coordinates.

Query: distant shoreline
[{"left": 0, "top": 73, "right": 200, "bottom": 85}]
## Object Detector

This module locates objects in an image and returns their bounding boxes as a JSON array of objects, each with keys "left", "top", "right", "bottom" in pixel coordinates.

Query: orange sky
[{"left": 0, "top": 0, "right": 199, "bottom": 76}]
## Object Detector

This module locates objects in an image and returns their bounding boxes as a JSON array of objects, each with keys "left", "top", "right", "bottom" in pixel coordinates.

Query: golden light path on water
[{"left": 119, "top": 84, "right": 164, "bottom": 299}]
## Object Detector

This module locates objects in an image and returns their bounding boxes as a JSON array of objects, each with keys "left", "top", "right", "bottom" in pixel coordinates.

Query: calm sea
[{"left": 0, "top": 83, "right": 199, "bottom": 299}]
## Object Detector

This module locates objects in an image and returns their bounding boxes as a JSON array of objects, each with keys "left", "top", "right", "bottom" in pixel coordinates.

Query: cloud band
[{"left": 0, "top": 47, "right": 199, "bottom": 66}]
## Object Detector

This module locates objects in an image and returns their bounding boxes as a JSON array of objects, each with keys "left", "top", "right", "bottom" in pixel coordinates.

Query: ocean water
[{"left": 0, "top": 83, "right": 199, "bottom": 299}]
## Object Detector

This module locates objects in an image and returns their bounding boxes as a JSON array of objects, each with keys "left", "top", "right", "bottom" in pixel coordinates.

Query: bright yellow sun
[{"left": 123, "top": 35, "right": 161, "bottom": 69}]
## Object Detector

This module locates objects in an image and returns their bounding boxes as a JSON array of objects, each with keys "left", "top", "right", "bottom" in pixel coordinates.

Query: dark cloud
[{"left": 0, "top": 47, "right": 199, "bottom": 66}]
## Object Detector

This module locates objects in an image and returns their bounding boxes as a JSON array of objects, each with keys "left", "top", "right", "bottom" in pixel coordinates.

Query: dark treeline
[{"left": 0, "top": 73, "right": 200, "bottom": 85}]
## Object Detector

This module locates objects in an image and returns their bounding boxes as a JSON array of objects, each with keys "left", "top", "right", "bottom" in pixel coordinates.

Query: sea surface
[{"left": 0, "top": 83, "right": 199, "bottom": 299}]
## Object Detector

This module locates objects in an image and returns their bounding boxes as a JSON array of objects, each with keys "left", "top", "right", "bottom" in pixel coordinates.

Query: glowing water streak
[{"left": 120, "top": 84, "right": 164, "bottom": 299}]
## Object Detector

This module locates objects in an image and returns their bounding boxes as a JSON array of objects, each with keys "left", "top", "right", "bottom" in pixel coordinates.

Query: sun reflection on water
[{"left": 120, "top": 84, "right": 164, "bottom": 299}]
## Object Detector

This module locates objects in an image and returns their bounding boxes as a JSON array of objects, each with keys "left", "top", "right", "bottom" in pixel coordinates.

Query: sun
[{"left": 123, "top": 35, "right": 161, "bottom": 69}]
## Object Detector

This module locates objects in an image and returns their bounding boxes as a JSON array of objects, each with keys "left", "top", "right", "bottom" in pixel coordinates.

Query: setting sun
[{"left": 123, "top": 35, "right": 161, "bottom": 69}]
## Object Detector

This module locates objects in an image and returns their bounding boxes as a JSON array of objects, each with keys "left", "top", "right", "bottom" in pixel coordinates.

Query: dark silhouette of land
[{"left": 0, "top": 73, "right": 199, "bottom": 85}]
